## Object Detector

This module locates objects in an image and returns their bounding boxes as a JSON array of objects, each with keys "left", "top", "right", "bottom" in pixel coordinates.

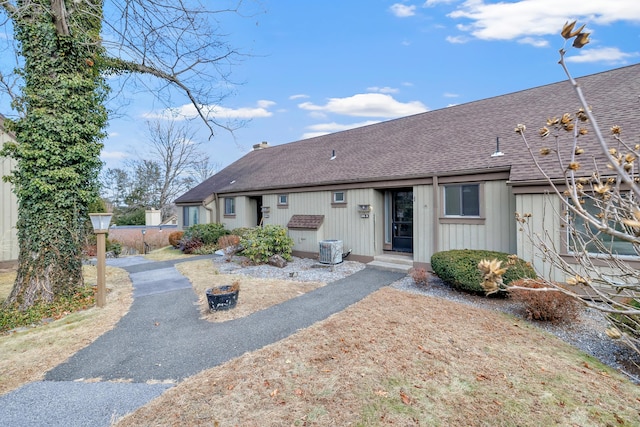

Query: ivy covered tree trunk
[{"left": 2, "top": 1, "right": 108, "bottom": 309}]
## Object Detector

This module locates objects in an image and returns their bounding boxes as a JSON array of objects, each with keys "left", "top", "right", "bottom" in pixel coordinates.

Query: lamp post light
[
  {"left": 89, "top": 213, "right": 113, "bottom": 308},
  {"left": 141, "top": 228, "right": 147, "bottom": 254}
]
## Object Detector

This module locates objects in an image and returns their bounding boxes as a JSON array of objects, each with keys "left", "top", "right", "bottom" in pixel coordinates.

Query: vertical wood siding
[
  {"left": 0, "top": 131, "right": 18, "bottom": 262},
  {"left": 515, "top": 192, "right": 565, "bottom": 281},
  {"left": 437, "top": 180, "right": 516, "bottom": 255},
  {"left": 413, "top": 184, "right": 434, "bottom": 265},
  {"left": 265, "top": 189, "right": 379, "bottom": 256}
]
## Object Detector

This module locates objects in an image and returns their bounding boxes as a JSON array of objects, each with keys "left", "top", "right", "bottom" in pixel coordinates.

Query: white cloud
[
  {"left": 390, "top": 3, "right": 417, "bottom": 18},
  {"left": 565, "top": 47, "right": 639, "bottom": 64},
  {"left": 298, "top": 93, "right": 428, "bottom": 118},
  {"left": 289, "top": 94, "right": 309, "bottom": 100},
  {"left": 446, "top": 35, "right": 468, "bottom": 44},
  {"left": 302, "top": 120, "right": 381, "bottom": 139},
  {"left": 143, "top": 100, "right": 276, "bottom": 121},
  {"left": 424, "top": 0, "right": 456, "bottom": 6},
  {"left": 443, "top": 92, "right": 459, "bottom": 98},
  {"left": 448, "top": 0, "right": 640, "bottom": 42},
  {"left": 367, "top": 86, "right": 400, "bottom": 94},
  {"left": 518, "top": 37, "right": 549, "bottom": 47}
]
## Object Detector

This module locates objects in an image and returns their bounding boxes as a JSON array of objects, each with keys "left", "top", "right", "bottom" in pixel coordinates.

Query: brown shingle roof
[
  {"left": 176, "top": 63, "right": 640, "bottom": 203},
  {"left": 287, "top": 215, "right": 324, "bottom": 230}
]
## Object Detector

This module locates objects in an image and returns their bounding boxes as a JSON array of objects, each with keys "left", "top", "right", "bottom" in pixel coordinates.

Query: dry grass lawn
[
  {"left": 0, "top": 265, "right": 133, "bottom": 395},
  {"left": 117, "top": 286, "right": 640, "bottom": 426},
  {"left": 2, "top": 256, "right": 640, "bottom": 425},
  {"left": 175, "top": 259, "right": 326, "bottom": 322}
]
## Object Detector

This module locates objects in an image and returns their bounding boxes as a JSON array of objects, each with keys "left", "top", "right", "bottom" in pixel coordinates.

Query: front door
[{"left": 392, "top": 190, "right": 413, "bottom": 252}]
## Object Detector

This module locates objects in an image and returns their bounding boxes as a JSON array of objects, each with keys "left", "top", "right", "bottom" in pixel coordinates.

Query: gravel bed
[
  {"left": 213, "top": 255, "right": 366, "bottom": 283},
  {"left": 215, "top": 256, "right": 640, "bottom": 384}
]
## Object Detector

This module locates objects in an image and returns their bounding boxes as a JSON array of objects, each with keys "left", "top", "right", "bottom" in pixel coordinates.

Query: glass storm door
[{"left": 392, "top": 190, "right": 413, "bottom": 252}]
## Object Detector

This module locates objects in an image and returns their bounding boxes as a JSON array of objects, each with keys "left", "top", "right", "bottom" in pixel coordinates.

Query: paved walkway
[{"left": 0, "top": 256, "right": 403, "bottom": 426}]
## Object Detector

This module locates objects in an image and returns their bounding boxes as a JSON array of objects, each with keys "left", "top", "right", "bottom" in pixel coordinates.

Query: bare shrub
[
  {"left": 409, "top": 267, "right": 429, "bottom": 287},
  {"left": 509, "top": 278, "right": 582, "bottom": 322},
  {"left": 168, "top": 231, "right": 184, "bottom": 248}
]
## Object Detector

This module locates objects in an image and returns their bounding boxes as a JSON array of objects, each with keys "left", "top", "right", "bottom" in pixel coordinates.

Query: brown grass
[
  {"left": 175, "top": 259, "right": 326, "bottom": 322},
  {"left": 0, "top": 265, "right": 133, "bottom": 395},
  {"left": 117, "top": 287, "right": 640, "bottom": 426}
]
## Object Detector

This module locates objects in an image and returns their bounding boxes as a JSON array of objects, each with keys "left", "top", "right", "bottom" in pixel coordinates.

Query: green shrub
[
  {"left": 182, "top": 223, "right": 229, "bottom": 247},
  {"left": 240, "top": 225, "right": 294, "bottom": 264},
  {"left": 106, "top": 239, "right": 122, "bottom": 257},
  {"left": 431, "top": 249, "right": 536, "bottom": 294}
]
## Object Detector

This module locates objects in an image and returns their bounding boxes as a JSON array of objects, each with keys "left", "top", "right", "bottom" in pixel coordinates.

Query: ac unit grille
[{"left": 319, "top": 240, "right": 343, "bottom": 264}]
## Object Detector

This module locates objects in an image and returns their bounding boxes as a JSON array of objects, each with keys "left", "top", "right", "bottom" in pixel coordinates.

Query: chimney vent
[{"left": 253, "top": 141, "right": 269, "bottom": 150}]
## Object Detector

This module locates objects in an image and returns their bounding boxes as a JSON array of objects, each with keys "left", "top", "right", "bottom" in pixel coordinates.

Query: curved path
[{"left": 0, "top": 256, "right": 403, "bottom": 426}]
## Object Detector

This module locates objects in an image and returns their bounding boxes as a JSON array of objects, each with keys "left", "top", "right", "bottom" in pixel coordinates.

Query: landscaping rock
[{"left": 268, "top": 254, "right": 287, "bottom": 268}]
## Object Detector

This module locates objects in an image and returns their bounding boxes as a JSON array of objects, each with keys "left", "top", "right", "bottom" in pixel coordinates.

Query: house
[
  {"left": 0, "top": 114, "right": 18, "bottom": 267},
  {"left": 175, "top": 64, "right": 640, "bottom": 280}
]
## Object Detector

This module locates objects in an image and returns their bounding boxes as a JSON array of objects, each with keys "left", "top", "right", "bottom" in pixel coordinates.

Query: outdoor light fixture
[
  {"left": 89, "top": 213, "right": 113, "bottom": 308},
  {"left": 141, "top": 229, "right": 148, "bottom": 254}
]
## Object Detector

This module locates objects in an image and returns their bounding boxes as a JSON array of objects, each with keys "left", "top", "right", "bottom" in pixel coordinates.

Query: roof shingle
[{"left": 176, "top": 63, "right": 640, "bottom": 204}]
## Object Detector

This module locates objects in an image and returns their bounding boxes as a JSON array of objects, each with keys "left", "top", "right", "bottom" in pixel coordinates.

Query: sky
[{"left": 87, "top": 1, "right": 640, "bottom": 171}]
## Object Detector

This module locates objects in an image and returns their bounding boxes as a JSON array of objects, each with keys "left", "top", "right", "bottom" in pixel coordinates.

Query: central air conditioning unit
[{"left": 319, "top": 240, "right": 343, "bottom": 265}]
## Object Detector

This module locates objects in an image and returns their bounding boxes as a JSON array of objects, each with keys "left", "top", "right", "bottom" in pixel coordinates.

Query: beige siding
[
  {"left": 1, "top": 130, "right": 18, "bottom": 263},
  {"left": 437, "top": 180, "right": 516, "bottom": 254},
  {"left": 515, "top": 193, "right": 565, "bottom": 281},
  {"left": 413, "top": 184, "right": 434, "bottom": 265},
  {"left": 265, "top": 189, "right": 379, "bottom": 256},
  {"left": 220, "top": 196, "right": 255, "bottom": 230}
]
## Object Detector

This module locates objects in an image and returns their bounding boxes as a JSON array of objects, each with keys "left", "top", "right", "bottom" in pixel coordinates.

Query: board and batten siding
[
  {"left": 437, "top": 180, "right": 516, "bottom": 255},
  {"left": 265, "top": 189, "right": 380, "bottom": 257},
  {"left": 412, "top": 184, "right": 434, "bottom": 266},
  {"left": 515, "top": 192, "right": 565, "bottom": 282},
  {"left": 220, "top": 196, "right": 257, "bottom": 230},
  {"left": 0, "top": 130, "right": 18, "bottom": 263}
]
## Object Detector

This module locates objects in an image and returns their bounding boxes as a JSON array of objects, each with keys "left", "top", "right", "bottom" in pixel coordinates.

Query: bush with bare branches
[
  {"left": 508, "top": 278, "right": 582, "bottom": 322},
  {"left": 512, "top": 21, "right": 640, "bottom": 358}
]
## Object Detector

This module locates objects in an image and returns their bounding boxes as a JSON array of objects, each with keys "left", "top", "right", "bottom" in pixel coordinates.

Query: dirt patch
[
  {"left": 0, "top": 265, "right": 133, "bottom": 395},
  {"left": 175, "top": 259, "right": 326, "bottom": 322},
  {"left": 117, "top": 287, "right": 640, "bottom": 426}
]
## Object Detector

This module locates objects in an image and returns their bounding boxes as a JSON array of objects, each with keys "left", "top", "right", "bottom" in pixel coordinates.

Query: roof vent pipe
[
  {"left": 491, "top": 136, "right": 504, "bottom": 157},
  {"left": 330, "top": 149, "right": 336, "bottom": 160}
]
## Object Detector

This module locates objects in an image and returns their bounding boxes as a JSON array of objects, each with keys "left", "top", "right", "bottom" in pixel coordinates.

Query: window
[
  {"left": 183, "top": 206, "right": 199, "bottom": 227},
  {"left": 224, "top": 197, "right": 235, "bottom": 216},
  {"left": 444, "top": 184, "right": 480, "bottom": 216},
  {"left": 278, "top": 194, "right": 288, "bottom": 206},
  {"left": 569, "top": 198, "right": 637, "bottom": 256},
  {"left": 333, "top": 191, "right": 346, "bottom": 204}
]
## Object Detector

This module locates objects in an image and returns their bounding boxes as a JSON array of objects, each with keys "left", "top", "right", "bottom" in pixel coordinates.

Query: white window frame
[
  {"left": 278, "top": 194, "right": 288, "bottom": 206},
  {"left": 333, "top": 191, "right": 346, "bottom": 204}
]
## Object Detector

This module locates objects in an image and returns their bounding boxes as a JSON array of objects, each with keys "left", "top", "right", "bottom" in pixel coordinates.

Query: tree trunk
[{"left": 3, "top": 1, "right": 108, "bottom": 310}]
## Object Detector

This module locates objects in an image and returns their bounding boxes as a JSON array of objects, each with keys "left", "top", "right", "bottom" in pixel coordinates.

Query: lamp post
[
  {"left": 141, "top": 228, "right": 147, "bottom": 254},
  {"left": 89, "top": 213, "right": 113, "bottom": 308}
]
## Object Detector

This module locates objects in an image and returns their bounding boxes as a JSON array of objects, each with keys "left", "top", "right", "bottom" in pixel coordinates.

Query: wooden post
[{"left": 96, "top": 231, "right": 107, "bottom": 307}]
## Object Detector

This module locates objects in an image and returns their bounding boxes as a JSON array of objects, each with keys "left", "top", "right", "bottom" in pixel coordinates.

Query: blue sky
[{"left": 89, "top": 1, "right": 640, "bottom": 170}]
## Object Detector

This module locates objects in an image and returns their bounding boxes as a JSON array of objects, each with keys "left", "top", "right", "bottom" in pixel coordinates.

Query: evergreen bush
[
  {"left": 431, "top": 249, "right": 536, "bottom": 294},
  {"left": 240, "top": 225, "right": 294, "bottom": 264}
]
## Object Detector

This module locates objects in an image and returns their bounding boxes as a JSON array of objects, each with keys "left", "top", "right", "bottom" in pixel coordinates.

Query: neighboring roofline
[{"left": 175, "top": 167, "right": 512, "bottom": 204}]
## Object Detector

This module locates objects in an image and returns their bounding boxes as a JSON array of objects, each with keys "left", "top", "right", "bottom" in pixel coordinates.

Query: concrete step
[
  {"left": 366, "top": 260, "right": 413, "bottom": 274},
  {"left": 372, "top": 254, "right": 413, "bottom": 266}
]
